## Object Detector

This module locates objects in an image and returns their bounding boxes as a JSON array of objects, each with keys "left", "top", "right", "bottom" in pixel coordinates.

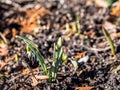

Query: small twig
[
  {"left": 80, "top": 44, "right": 111, "bottom": 52},
  {"left": 102, "top": 28, "right": 115, "bottom": 55}
]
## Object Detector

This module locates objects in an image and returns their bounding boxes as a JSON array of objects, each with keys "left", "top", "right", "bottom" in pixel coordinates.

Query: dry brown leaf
[
  {"left": 5, "top": 6, "right": 52, "bottom": 34},
  {"left": 30, "top": 76, "right": 39, "bottom": 86},
  {"left": 21, "top": 68, "right": 36, "bottom": 75},
  {"left": 27, "top": 8, "right": 52, "bottom": 23},
  {"left": 75, "top": 87, "right": 93, "bottom": 90},
  {"left": 84, "top": 31, "right": 95, "bottom": 39},
  {"left": 20, "top": 24, "right": 42, "bottom": 34},
  {"left": 111, "top": 6, "right": 120, "bottom": 16},
  {"left": 26, "top": 7, "right": 52, "bottom": 19},
  {"left": 74, "top": 52, "right": 86, "bottom": 59},
  {"left": 111, "top": 1, "right": 120, "bottom": 16},
  {"left": 20, "top": 7, "right": 52, "bottom": 34}
]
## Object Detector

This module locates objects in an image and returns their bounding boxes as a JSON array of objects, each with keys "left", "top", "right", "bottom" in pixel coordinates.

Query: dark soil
[{"left": 0, "top": 0, "right": 120, "bottom": 90}]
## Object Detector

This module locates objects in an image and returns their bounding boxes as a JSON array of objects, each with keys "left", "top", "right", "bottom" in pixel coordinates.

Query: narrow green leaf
[
  {"left": 16, "top": 36, "right": 38, "bottom": 50},
  {"left": 53, "top": 43, "right": 57, "bottom": 61},
  {"left": 49, "top": 43, "right": 63, "bottom": 82},
  {"left": 57, "top": 37, "right": 62, "bottom": 49},
  {"left": 102, "top": 28, "right": 115, "bottom": 55},
  {"left": 50, "top": 48, "right": 63, "bottom": 82},
  {"left": 55, "top": 48, "right": 63, "bottom": 70},
  {"left": 16, "top": 36, "right": 48, "bottom": 75}
]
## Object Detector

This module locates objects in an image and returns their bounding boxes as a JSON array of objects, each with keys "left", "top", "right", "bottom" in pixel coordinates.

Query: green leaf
[
  {"left": 49, "top": 48, "right": 63, "bottom": 82},
  {"left": 55, "top": 48, "right": 63, "bottom": 70},
  {"left": 16, "top": 36, "right": 48, "bottom": 75},
  {"left": 49, "top": 42, "right": 63, "bottom": 82},
  {"left": 53, "top": 43, "right": 57, "bottom": 61},
  {"left": 102, "top": 28, "right": 115, "bottom": 56},
  {"left": 17, "top": 36, "right": 65, "bottom": 82},
  {"left": 57, "top": 37, "right": 62, "bottom": 49}
]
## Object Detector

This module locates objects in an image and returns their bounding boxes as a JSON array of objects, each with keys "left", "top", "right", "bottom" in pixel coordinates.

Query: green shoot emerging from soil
[
  {"left": 102, "top": 28, "right": 115, "bottom": 56},
  {"left": 16, "top": 36, "right": 65, "bottom": 82}
]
